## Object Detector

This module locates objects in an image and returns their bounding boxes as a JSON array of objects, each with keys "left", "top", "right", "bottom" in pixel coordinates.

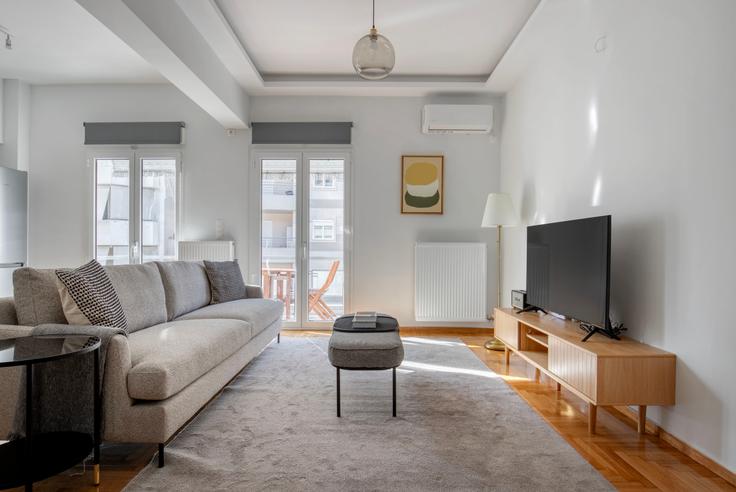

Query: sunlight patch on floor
[
  {"left": 400, "top": 337, "right": 465, "bottom": 347},
  {"left": 401, "top": 360, "right": 500, "bottom": 378},
  {"left": 498, "top": 374, "right": 534, "bottom": 382}
]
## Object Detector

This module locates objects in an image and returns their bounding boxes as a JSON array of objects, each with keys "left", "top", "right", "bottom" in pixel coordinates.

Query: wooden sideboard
[{"left": 494, "top": 308, "right": 676, "bottom": 434}]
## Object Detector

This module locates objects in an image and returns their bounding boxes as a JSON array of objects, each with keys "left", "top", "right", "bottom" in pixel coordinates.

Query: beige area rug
[{"left": 124, "top": 336, "right": 613, "bottom": 491}]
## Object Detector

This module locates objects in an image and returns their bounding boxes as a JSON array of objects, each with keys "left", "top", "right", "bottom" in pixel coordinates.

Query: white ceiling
[
  {"left": 0, "top": 0, "right": 163, "bottom": 84},
  {"left": 0, "top": 0, "right": 540, "bottom": 98},
  {"left": 216, "top": 0, "right": 540, "bottom": 78}
]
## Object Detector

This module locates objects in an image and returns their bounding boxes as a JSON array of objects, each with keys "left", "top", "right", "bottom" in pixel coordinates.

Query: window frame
[
  {"left": 88, "top": 147, "right": 182, "bottom": 265},
  {"left": 248, "top": 147, "right": 353, "bottom": 330}
]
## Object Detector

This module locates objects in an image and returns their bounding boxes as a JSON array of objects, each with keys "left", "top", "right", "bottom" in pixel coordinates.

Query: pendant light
[{"left": 352, "top": 0, "right": 395, "bottom": 80}]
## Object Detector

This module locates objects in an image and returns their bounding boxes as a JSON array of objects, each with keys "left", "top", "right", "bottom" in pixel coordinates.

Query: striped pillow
[{"left": 56, "top": 260, "right": 128, "bottom": 330}]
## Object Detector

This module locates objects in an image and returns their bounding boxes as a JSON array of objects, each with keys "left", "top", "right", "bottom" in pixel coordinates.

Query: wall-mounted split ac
[{"left": 421, "top": 104, "right": 494, "bottom": 135}]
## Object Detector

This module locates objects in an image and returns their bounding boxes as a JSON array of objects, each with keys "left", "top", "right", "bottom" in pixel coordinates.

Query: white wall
[
  {"left": 1, "top": 79, "right": 31, "bottom": 170},
  {"left": 28, "top": 87, "right": 502, "bottom": 326},
  {"left": 498, "top": 0, "right": 736, "bottom": 471},
  {"left": 28, "top": 84, "right": 250, "bottom": 267},
  {"left": 251, "top": 95, "right": 502, "bottom": 326}
]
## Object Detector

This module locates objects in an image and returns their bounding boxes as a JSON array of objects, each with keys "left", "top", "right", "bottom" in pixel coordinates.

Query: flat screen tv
[{"left": 526, "top": 215, "right": 611, "bottom": 330}]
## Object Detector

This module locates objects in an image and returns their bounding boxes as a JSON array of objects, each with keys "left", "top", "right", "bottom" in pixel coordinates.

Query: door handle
[{"left": 0, "top": 262, "right": 24, "bottom": 268}]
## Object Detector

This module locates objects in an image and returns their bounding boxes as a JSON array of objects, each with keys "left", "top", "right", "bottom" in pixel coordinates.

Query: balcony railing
[
  {"left": 262, "top": 181, "right": 295, "bottom": 196},
  {"left": 262, "top": 236, "right": 296, "bottom": 248}
]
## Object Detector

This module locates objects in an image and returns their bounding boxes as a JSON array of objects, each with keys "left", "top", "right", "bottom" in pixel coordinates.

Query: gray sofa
[{"left": 0, "top": 261, "right": 283, "bottom": 466}]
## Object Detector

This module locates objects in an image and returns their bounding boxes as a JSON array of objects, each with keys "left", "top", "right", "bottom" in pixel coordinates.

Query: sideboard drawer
[
  {"left": 548, "top": 337, "right": 597, "bottom": 400},
  {"left": 494, "top": 309, "right": 519, "bottom": 349}
]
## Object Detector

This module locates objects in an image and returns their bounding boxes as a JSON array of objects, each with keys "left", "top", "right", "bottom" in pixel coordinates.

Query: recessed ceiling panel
[
  {"left": 0, "top": 0, "right": 163, "bottom": 84},
  {"left": 216, "top": 0, "right": 540, "bottom": 77}
]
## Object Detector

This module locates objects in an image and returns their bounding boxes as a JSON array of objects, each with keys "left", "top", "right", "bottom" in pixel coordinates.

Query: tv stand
[{"left": 494, "top": 308, "right": 675, "bottom": 434}]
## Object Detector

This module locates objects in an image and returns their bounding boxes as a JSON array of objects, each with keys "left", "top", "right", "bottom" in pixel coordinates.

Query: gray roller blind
[
  {"left": 251, "top": 122, "right": 352, "bottom": 145},
  {"left": 84, "top": 122, "right": 185, "bottom": 145}
]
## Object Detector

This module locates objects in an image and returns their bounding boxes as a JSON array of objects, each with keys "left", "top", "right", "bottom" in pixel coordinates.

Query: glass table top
[{"left": 0, "top": 335, "right": 101, "bottom": 368}]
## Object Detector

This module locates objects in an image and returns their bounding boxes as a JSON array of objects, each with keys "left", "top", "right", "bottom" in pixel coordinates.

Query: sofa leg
[
  {"left": 277, "top": 333, "right": 280, "bottom": 344},
  {"left": 158, "top": 443, "right": 165, "bottom": 468}
]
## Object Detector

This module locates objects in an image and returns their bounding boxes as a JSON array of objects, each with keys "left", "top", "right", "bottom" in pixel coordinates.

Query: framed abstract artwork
[{"left": 401, "top": 155, "right": 444, "bottom": 214}]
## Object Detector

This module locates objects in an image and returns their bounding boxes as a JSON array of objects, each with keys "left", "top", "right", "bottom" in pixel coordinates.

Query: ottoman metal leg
[
  {"left": 336, "top": 367, "right": 341, "bottom": 417},
  {"left": 392, "top": 367, "right": 397, "bottom": 417}
]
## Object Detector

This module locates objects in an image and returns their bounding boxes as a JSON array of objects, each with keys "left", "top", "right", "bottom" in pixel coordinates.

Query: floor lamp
[{"left": 481, "top": 193, "right": 519, "bottom": 351}]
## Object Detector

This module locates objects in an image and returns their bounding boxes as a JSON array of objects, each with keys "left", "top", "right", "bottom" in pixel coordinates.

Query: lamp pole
[
  {"left": 480, "top": 192, "right": 517, "bottom": 351},
  {"left": 497, "top": 225, "right": 502, "bottom": 309},
  {"left": 485, "top": 224, "right": 506, "bottom": 351}
]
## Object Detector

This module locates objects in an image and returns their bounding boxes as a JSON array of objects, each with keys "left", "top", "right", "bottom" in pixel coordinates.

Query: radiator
[
  {"left": 178, "top": 241, "right": 235, "bottom": 261},
  {"left": 415, "top": 242, "right": 487, "bottom": 322}
]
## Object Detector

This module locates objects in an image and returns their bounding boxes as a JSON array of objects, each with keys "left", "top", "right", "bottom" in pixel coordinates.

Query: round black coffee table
[{"left": 0, "top": 335, "right": 101, "bottom": 491}]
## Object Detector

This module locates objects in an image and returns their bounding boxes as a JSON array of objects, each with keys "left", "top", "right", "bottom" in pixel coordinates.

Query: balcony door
[
  {"left": 251, "top": 150, "right": 350, "bottom": 328},
  {"left": 92, "top": 150, "right": 180, "bottom": 265}
]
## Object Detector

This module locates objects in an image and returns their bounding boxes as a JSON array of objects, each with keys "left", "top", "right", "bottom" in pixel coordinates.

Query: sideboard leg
[
  {"left": 638, "top": 405, "right": 647, "bottom": 434},
  {"left": 504, "top": 346, "right": 510, "bottom": 366},
  {"left": 588, "top": 403, "right": 597, "bottom": 434},
  {"left": 534, "top": 367, "right": 541, "bottom": 382},
  {"left": 556, "top": 382, "right": 561, "bottom": 391}
]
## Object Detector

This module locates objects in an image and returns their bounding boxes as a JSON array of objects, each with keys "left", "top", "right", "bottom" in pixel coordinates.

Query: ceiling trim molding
[
  {"left": 262, "top": 74, "right": 489, "bottom": 84},
  {"left": 485, "top": 0, "right": 548, "bottom": 91}
]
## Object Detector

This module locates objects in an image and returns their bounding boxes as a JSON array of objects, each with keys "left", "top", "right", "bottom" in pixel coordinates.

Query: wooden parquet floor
[{"left": 10, "top": 330, "right": 733, "bottom": 491}]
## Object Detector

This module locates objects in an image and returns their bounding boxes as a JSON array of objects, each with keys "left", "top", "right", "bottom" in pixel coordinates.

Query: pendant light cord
[{"left": 372, "top": 0, "right": 376, "bottom": 28}]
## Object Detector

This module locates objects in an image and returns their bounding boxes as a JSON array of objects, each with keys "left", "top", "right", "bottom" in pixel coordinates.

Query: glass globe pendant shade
[{"left": 352, "top": 27, "right": 395, "bottom": 80}]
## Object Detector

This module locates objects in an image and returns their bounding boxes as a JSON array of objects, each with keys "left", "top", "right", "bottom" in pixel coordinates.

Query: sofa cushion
[
  {"left": 13, "top": 268, "right": 67, "bottom": 326},
  {"left": 203, "top": 260, "right": 246, "bottom": 303},
  {"left": 176, "top": 298, "right": 283, "bottom": 336},
  {"left": 155, "top": 261, "right": 211, "bottom": 320},
  {"left": 126, "top": 319, "right": 252, "bottom": 400},
  {"left": 105, "top": 263, "right": 167, "bottom": 333}
]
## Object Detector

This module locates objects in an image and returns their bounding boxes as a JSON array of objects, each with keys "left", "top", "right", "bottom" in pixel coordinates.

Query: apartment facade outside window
[
  {"left": 312, "top": 173, "right": 336, "bottom": 189},
  {"left": 311, "top": 220, "right": 335, "bottom": 241}
]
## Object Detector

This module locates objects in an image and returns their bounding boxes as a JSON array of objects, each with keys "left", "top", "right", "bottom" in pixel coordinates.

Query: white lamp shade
[{"left": 481, "top": 193, "right": 518, "bottom": 227}]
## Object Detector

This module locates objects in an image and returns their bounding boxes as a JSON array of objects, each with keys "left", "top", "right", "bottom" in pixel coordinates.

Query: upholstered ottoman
[{"left": 328, "top": 315, "right": 404, "bottom": 417}]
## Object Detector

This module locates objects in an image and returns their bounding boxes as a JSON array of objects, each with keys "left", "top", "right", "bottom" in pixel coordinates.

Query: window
[
  {"left": 311, "top": 220, "right": 335, "bottom": 241},
  {"left": 252, "top": 151, "right": 350, "bottom": 326},
  {"left": 312, "top": 173, "right": 336, "bottom": 189},
  {"left": 93, "top": 151, "right": 179, "bottom": 265}
]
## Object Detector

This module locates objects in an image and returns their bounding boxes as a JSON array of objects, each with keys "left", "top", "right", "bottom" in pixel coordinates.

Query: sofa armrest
[
  {"left": 245, "top": 284, "right": 264, "bottom": 298},
  {"left": 0, "top": 324, "right": 32, "bottom": 340},
  {"left": 102, "top": 334, "right": 135, "bottom": 440},
  {"left": 0, "top": 325, "right": 32, "bottom": 437}
]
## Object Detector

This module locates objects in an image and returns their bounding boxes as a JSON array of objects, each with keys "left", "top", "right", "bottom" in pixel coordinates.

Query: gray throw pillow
[
  {"left": 55, "top": 259, "right": 128, "bottom": 330},
  {"left": 203, "top": 260, "right": 247, "bottom": 304}
]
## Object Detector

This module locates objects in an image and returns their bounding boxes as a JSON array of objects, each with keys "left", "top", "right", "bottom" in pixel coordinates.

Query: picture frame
[{"left": 401, "top": 155, "right": 444, "bottom": 214}]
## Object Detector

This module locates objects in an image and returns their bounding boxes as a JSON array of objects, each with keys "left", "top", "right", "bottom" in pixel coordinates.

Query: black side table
[{"left": 0, "top": 335, "right": 101, "bottom": 491}]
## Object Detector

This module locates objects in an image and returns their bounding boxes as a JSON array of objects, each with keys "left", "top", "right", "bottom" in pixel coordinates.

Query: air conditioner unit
[{"left": 421, "top": 104, "right": 493, "bottom": 135}]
